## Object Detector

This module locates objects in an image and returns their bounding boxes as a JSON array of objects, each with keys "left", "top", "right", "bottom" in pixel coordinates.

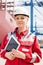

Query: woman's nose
[{"left": 18, "top": 19, "right": 22, "bottom": 21}]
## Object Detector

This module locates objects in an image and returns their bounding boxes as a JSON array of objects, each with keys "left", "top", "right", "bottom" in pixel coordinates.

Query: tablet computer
[{"left": 5, "top": 35, "right": 20, "bottom": 51}]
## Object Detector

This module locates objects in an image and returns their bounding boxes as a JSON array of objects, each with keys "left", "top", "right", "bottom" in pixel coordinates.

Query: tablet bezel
[{"left": 5, "top": 35, "right": 20, "bottom": 50}]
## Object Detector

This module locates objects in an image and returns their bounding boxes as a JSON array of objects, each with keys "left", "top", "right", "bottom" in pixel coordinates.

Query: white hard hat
[{"left": 14, "top": 7, "right": 29, "bottom": 17}]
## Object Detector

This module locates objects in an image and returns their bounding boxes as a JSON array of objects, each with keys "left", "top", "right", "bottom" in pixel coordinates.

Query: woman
[{"left": 0, "top": 7, "right": 42, "bottom": 65}]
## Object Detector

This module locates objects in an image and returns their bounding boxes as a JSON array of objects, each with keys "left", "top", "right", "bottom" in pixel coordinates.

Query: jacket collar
[{"left": 14, "top": 27, "right": 29, "bottom": 36}]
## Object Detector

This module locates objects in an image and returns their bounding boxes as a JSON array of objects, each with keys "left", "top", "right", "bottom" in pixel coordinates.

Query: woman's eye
[
  {"left": 16, "top": 17, "right": 24, "bottom": 19},
  {"left": 21, "top": 17, "right": 24, "bottom": 19},
  {"left": 16, "top": 18, "right": 19, "bottom": 20}
]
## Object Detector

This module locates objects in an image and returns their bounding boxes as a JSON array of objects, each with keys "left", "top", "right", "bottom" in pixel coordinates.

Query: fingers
[
  {"left": 5, "top": 52, "right": 15, "bottom": 60},
  {"left": 12, "top": 49, "right": 16, "bottom": 55},
  {"left": 12, "top": 49, "right": 19, "bottom": 58}
]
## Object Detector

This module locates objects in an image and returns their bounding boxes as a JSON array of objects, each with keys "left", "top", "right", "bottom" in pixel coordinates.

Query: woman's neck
[{"left": 18, "top": 27, "right": 27, "bottom": 34}]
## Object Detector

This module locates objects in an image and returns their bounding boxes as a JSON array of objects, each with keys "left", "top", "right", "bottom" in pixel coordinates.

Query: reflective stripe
[
  {"left": 22, "top": 48, "right": 29, "bottom": 52},
  {"left": 7, "top": 32, "right": 11, "bottom": 40},
  {"left": 30, "top": 53, "right": 36, "bottom": 63},
  {"left": 30, "top": 52, "right": 41, "bottom": 63},
  {"left": 21, "top": 33, "right": 35, "bottom": 42},
  {"left": 0, "top": 57, "right": 6, "bottom": 65},
  {"left": 21, "top": 37, "right": 34, "bottom": 42},
  {"left": 7, "top": 32, "right": 18, "bottom": 40}
]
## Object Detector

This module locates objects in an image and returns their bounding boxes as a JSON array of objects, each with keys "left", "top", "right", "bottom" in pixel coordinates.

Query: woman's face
[{"left": 14, "top": 15, "right": 29, "bottom": 29}]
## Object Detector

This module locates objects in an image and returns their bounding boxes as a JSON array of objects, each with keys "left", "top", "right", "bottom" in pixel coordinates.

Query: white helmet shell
[{"left": 14, "top": 7, "right": 29, "bottom": 17}]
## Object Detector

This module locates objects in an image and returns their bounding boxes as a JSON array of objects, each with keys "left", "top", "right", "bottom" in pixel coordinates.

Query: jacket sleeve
[
  {"left": 0, "top": 35, "right": 8, "bottom": 59},
  {"left": 30, "top": 36, "right": 42, "bottom": 63},
  {"left": 23, "top": 36, "right": 42, "bottom": 63}
]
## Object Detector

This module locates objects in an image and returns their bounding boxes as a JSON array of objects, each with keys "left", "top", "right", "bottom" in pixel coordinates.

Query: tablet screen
[{"left": 5, "top": 35, "right": 20, "bottom": 51}]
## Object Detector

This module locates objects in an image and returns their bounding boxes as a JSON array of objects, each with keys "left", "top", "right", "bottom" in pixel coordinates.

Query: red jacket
[{"left": 0, "top": 28, "right": 42, "bottom": 65}]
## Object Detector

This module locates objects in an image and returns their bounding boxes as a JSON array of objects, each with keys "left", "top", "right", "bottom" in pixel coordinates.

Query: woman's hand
[
  {"left": 12, "top": 49, "right": 26, "bottom": 59},
  {"left": 5, "top": 51, "right": 15, "bottom": 60}
]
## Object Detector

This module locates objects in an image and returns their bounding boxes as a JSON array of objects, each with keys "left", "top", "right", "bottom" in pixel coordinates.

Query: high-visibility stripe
[{"left": 30, "top": 52, "right": 41, "bottom": 63}]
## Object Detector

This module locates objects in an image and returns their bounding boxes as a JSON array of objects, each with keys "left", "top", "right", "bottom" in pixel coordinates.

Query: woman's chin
[{"left": 18, "top": 26, "right": 23, "bottom": 28}]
